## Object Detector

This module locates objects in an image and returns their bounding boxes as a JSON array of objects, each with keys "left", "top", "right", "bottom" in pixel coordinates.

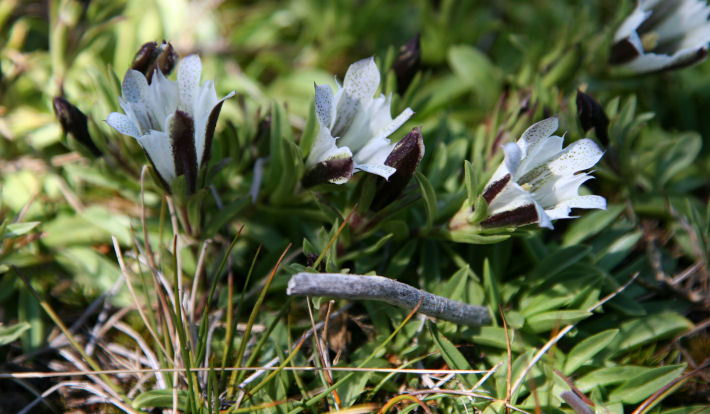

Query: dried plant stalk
[{"left": 287, "top": 273, "right": 491, "bottom": 327}]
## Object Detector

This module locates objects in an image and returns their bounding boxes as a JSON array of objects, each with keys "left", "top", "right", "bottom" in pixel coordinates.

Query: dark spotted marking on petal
[
  {"left": 482, "top": 174, "right": 511, "bottom": 205},
  {"left": 480, "top": 204, "right": 538, "bottom": 228},
  {"left": 609, "top": 38, "right": 641, "bottom": 65},
  {"left": 371, "top": 127, "right": 424, "bottom": 210},
  {"left": 171, "top": 110, "right": 198, "bottom": 194},
  {"left": 302, "top": 157, "right": 354, "bottom": 187}
]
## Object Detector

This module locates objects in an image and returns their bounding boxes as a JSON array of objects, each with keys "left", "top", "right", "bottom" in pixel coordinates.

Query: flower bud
[
  {"left": 131, "top": 41, "right": 178, "bottom": 83},
  {"left": 392, "top": 34, "right": 421, "bottom": 95},
  {"left": 576, "top": 90, "right": 609, "bottom": 145},
  {"left": 371, "top": 127, "right": 424, "bottom": 210},
  {"left": 53, "top": 96, "right": 102, "bottom": 156}
]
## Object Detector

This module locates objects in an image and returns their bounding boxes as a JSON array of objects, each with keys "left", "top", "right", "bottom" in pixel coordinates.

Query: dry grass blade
[
  {"left": 378, "top": 394, "right": 432, "bottom": 414},
  {"left": 112, "top": 236, "right": 173, "bottom": 363},
  {"left": 12, "top": 266, "right": 127, "bottom": 399},
  {"left": 19, "top": 381, "right": 139, "bottom": 414}
]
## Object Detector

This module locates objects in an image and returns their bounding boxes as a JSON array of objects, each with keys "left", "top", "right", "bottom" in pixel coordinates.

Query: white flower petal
[
  {"left": 136, "top": 130, "right": 176, "bottom": 186},
  {"left": 502, "top": 142, "right": 522, "bottom": 176},
  {"left": 371, "top": 107, "right": 414, "bottom": 144},
  {"left": 354, "top": 136, "right": 394, "bottom": 166},
  {"left": 306, "top": 127, "right": 346, "bottom": 167},
  {"left": 332, "top": 57, "right": 381, "bottom": 136},
  {"left": 342, "top": 57, "right": 380, "bottom": 102},
  {"left": 621, "top": 52, "right": 680, "bottom": 73},
  {"left": 177, "top": 55, "right": 202, "bottom": 113},
  {"left": 355, "top": 163, "right": 396, "bottom": 179},
  {"left": 516, "top": 135, "right": 564, "bottom": 179},
  {"left": 545, "top": 195, "right": 607, "bottom": 220},
  {"left": 546, "top": 139, "right": 603, "bottom": 176},
  {"left": 147, "top": 69, "right": 178, "bottom": 131},
  {"left": 106, "top": 112, "right": 141, "bottom": 138},
  {"left": 536, "top": 203, "right": 553, "bottom": 229},
  {"left": 533, "top": 173, "right": 592, "bottom": 208},
  {"left": 314, "top": 83, "right": 335, "bottom": 128},
  {"left": 518, "top": 116, "right": 558, "bottom": 157},
  {"left": 614, "top": 7, "right": 653, "bottom": 41},
  {"left": 122, "top": 70, "right": 149, "bottom": 103}
]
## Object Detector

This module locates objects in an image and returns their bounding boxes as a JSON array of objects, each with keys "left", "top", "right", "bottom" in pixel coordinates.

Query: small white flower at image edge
[{"left": 610, "top": 0, "right": 710, "bottom": 73}]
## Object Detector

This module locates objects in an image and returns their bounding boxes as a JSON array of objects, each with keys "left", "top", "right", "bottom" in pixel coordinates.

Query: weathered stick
[{"left": 287, "top": 273, "right": 491, "bottom": 327}]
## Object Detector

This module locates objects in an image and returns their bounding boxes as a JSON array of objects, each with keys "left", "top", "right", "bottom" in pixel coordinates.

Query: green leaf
[
  {"left": 440, "top": 265, "right": 470, "bottom": 302},
  {"left": 3, "top": 222, "right": 40, "bottom": 238},
  {"left": 132, "top": 389, "right": 188, "bottom": 410},
  {"left": 470, "top": 195, "right": 489, "bottom": 225},
  {"left": 299, "top": 100, "right": 317, "bottom": 157},
  {"left": 576, "top": 366, "right": 653, "bottom": 392},
  {"left": 657, "top": 133, "right": 701, "bottom": 186},
  {"left": 563, "top": 329, "right": 619, "bottom": 375},
  {"left": 609, "top": 364, "right": 686, "bottom": 404},
  {"left": 482, "top": 258, "right": 499, "bottom": 324},
  {"left": 427, "top": 320, "right": 473, "bottom": 388},
  {"left": 608, "top": 312, "right": 692, "bottom": 356},
  {"left": 203, "top": 196, "right": 250, "bottom": 236},
  {"left": 448, "top": 231, "right": 511, "bottom": 244},
  {"left": 448, "top": 44, "right": 500, "bottom": 106},
  {"left": 414, "top": 171, "right": 437, "bottom": 228},
  {"left": 471, "top": 326, "right": 523, "bottom": 352},
  {"left": 464, "top": 160, "right": 477, "bottom": 203},
  {"left": 525, "top": 310, "right": 591, "bottom": 333},
  {"left": 563, "top": 205, "right": 624, "bottom": 246},
  {"left": 0, "top": 322, "right": 31, "bottom": 346},
  {"left": 529, "top": 245, "right": 591, "bottom": 280},
  {"left": 596, "top": 231, "right": 643, "bottom": 271},
  {"left": 385, "top": 239, "right": 418, "bottom": 278}
]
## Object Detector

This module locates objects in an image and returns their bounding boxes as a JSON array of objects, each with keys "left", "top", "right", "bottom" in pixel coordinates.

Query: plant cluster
[{"left": 1, "top": 0, "right": 709, "bottom": 413}]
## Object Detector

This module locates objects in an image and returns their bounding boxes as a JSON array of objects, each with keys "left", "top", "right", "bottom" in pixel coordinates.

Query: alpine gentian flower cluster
[
  {"left": 303, "top": 57, "right": 415, "bottom": 186},
  {"left": 452, "top": 117, "right": 606, "bottom": 230},
  {"left": 107, "top": 54, "right": 235, "bottom": 193}
]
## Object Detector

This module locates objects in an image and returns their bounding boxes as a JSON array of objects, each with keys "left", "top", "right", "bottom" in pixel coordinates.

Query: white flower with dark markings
[
  {"left": 610, "top": 0, "right": 710, "bottom": 73},
  {"left": 303, "top": 57, "right": 414, "bottom": 186},
  {"left": 106, "top": 55, "right": 235, "bottom": 193},
  {"left": 462, "top": 117, "right": 606, "bottom": 229}
]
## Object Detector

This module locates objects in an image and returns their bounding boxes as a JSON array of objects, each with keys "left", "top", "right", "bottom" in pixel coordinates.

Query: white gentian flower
[
  {"left": 473, "top": 117, "right": 606, "bottom": 229},
  {"left": 610, "top": 0, "right": 710, "bottom": 73},
  {"left": 303, "top": 57, "right": 414, "bottom": 186},
  {"left": 106, "top": 55, "right": 235, "bottom": 193}
]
